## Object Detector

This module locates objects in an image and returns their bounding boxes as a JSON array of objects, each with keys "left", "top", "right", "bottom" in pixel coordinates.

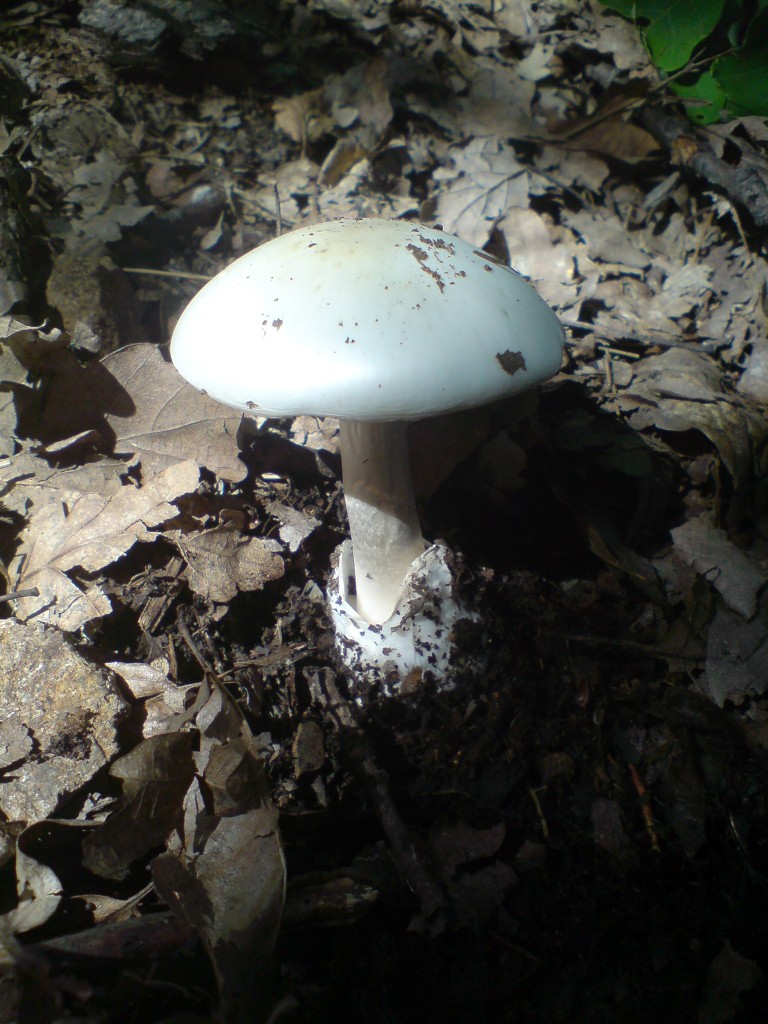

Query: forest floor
[{"left": 1, "top": 1, "right": 767, "bottom": 1022}]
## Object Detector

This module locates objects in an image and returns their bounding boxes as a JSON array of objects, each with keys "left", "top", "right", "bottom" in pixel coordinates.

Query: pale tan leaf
[
  {"left": 14, "top": 567, "right": 112, "bottom": 632},
  {"left": 273, "top": 88, "right": 327, "bottom": 146},
  {"left": 435, "top": 138, "right": 530, "bottom": 247},
  {"left": 104, "top": 344, "right": 250, "bottom": 483},
  {"left": 13, "top": 460, "right": 200, "bottom": 628},
  {"left": 38, "top": 344, "right": 248, "bottom": 484}
]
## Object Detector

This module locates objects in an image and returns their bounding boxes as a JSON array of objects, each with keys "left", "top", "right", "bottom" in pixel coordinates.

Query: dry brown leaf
[
  {"left": 671, "top": 516, "right": 766, "bottom": 620},
  {"left": 499, "top": 207, "right": 576, "bottom": 306},
  {"left": 0, "top": 327, "right": 36, "bottom": 454},
  {"left": 0, "top": 444, "right": 127, "bottom": 515},
  {"left": 102, "top": 344, "right": 251, "bottom": 483},
  {"left": 153, "top": 686, "right": 284, "bottom": 1020},
  {"left": 108, "top": 658, "right": 196, "bottom": 738},
  {"left": 564, "top": 207, "right": 652, "bottom": 270},
  {"left": 14, "top": 570, "right": 113, "bottom": 632},
  {"left": 290, "top": 414, "right": 339, "bottom": 453},
  {"left": 319, "top": 138, "right": 369, "bottom": 188},
  {"left": 616, "top": 349, "right": 768, "bottom": 485},
  {"left": 13, "top": 459, "right": 200, "bottom": 629},
  {"left": 324, "top": 58, "right": 393, "bottom": 139},
  {"left": 171, "top": 515, "right": 285, "bottom": 603},
  {"left": 0, "top": 315, "right": 45, "bottom": 340},
  {"left": 456, "top": 65, "right": 537, "bottom": 140},
  {"left": 39, "top": 343, "right": 248, "bottom": 483},
  {"left": 704, "top": 604, "right": 768, "bottom": 707},
  {"left": 588, "top": 0, "right": 653, "bottom": 71},
  {"left": 0, "top": 823, "right": 63, "bottom": 935},
  {"left": 697, "top": 940, "right": 764, "bottom": 1023},
  {"left": 82, "top": 732, "right": 197, "bottom": 881},
  {"left": 565, "top": 119, "right": 660, "bottom": 163},
  {"left": 273, "top": 88, "right": 328, "bottom": 149},
  {"left": 435, "top": 138, "right": 530, "bottom": 246},
  {"left": 737, "top": 341, "right": 768, "bottom": 404},
  {"left": 264, "top": 500, "right": 320, "bottom": 553}
]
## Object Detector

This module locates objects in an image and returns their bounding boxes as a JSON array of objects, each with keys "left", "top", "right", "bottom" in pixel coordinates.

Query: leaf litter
[{"left": 0, "top": 0, "right": 767, "bottom": 1022}]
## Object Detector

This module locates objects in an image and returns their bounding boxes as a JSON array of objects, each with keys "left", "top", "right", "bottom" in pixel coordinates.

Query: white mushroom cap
[{"left": 170, "top": 218, "right": 563, "bottom": 421}]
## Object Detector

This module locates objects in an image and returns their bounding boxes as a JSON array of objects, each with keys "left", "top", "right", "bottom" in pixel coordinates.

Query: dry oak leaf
[
  {"left": 13, "top": 459, "right": 200, "bottom": 629},
  {"left": 434, "top": 138, "right": 530, "bottom": 247},
  {"left": 37, "top": 344, "right": 248, "bottom": 484},
  {"left": 671, "top": 515, "right": 766, "bottom": 621},
  {"left": 0, "top": 444, "right": 127, "bottom": 516},
  {"left": 102, "top": 344, "right": 250, "bottom": 483},
  {"left": 171, "top": 516, "right": 284, "bottom": 604}
]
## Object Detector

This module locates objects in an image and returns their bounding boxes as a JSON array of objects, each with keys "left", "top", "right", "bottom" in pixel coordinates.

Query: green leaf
[
  {"left": 714, "top": 10, "right": 768, "bottom": 116},
  {"left": 603, "top": 0, "right": 727, "bottom": 70},
  {"left": 672, "top": 71, "right": 727, "bottom": 123}
]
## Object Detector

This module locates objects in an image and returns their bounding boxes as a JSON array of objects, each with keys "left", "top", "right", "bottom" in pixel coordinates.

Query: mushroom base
[{"left": 328, "top": 539, "right": 479, "bottom": 699}]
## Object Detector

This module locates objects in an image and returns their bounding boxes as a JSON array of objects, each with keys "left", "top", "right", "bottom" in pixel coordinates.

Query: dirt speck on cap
[
  {"left": 407, "top": 243, "right": 445, "bottom": 292},
  {"left": 496, "top": 350, "right": 527, "bottom": 375}
]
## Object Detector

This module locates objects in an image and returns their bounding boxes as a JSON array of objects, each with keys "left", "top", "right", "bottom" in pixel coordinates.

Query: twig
[
  {"left": 561, "top": 318, "right": 717, "bottom": 353},
  {"left": 528, "top": 787, "right": 550, "bottom": 841},
  {"left": 0, "top": 587, "right": 39, "bottom": 603},
  {"left": 640, "top": 106, "right": 768, "bottom": 229},
  {"left": 538, "top": 629, "right": 702, "bottom": 661},
  {"left": 628, "top": 763, "right": 660, "bottom": 853},
  {"left": 313, "top": 669, "right": 449, "bottom": 932},
  {"left": 488, "top": 931, "right": 543, "bottom": 964},
  {"left": 273, "top": 183, "right": 282, "bottom": 238},
  {"left": 123, "top": 267, "right": 210, "bottom": 282},
  {"left": 175, "top": 607, "right": 211, "bottom": 673}
]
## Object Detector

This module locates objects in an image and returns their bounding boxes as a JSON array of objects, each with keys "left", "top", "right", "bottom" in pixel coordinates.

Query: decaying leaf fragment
[
  {"left": 704, "top": 604, "right": 768, "bottom": 707},
  {"left": 671, "top": 516, "right": 766, "bottom": 621},
  {"left": 615, "top": 348, "right": 768, "bottom": 486},
  {"left": 78, "top": 681, "right": 284, "bottom": 1018},
  {"left": 170, "top": 512, "right": 285, "bottom": 603},
  {"left": 153, "top": 685, "right": 285, "bottom": 1020},
  {"left": 82, "top": 731, "right": 196, "bottom": 881}
]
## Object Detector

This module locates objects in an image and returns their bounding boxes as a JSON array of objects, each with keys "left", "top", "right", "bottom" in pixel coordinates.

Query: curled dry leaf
[
  {"left": 273, "top": 88, "right": 329, "bottom": 148},
  {"left": 107, "top": 658, "right": 197, "bottom": 738},
  {"left": 13, "top": 459, "right": 201, "bottom": 631},
  {"left": 264, "top": 499, "right": 320, "bottom": 553},
  {"left": 1, "top": 823, "right": 64, "bottom": 935},
  {"left": 615, "top": 348, "right": 768, "bottom": 486}
]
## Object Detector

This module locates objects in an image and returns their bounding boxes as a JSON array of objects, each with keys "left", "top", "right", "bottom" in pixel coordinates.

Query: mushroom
[{"left": 170, "top": 219, "right": 563, "bottom": 686}]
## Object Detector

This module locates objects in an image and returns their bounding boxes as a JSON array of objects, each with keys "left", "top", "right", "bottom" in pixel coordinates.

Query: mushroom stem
[{"left": 339, "top": 420, "right": 426, "bottom": 625}]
